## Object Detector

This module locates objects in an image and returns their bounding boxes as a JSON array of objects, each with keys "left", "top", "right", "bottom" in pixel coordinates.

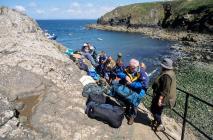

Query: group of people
[{"left": 78, "top": 43, "right": 177, "bottom": 131}]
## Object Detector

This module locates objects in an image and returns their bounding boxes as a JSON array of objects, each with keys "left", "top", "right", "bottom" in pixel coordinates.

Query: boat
[
  {"left": 44, "top": 30, "right": 57, "bottom": 40},
  {"left": 97, "top": 38, "right": 103, "bottom": 41}
]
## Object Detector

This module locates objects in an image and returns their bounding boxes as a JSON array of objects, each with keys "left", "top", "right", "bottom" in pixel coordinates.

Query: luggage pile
[{"left": 83, "top": 84, "right": 124, "bottom": 128}]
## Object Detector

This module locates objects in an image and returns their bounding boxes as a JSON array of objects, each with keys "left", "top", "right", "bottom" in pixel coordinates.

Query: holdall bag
[
  {"left": 85, "top": 101, "right": 124, "bottom": 128},
  {"left": 86, "top": 93, "right": 106, "bottom": 105},
  {"left": 112, "top": 83, "right": 145, "bottom": 107}
]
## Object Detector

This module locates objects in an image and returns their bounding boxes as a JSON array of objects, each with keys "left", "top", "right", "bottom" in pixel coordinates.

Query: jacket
[
  {"left": 117, "top": 66, "right": 144, "bottom": 93},
  {"left": 152, "top": 70, "right": 176, "bottom": 108}
]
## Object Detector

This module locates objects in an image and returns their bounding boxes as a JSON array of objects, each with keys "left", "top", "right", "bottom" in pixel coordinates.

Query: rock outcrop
[
  {"left": 0, "top": 7, "right": 197, "bottom": 140},
  {"left": 97, "top": 2, "right": 164, "bottom": 27},
  {"left": 97, "top": 0, "right": 213, "bottom": 34}
]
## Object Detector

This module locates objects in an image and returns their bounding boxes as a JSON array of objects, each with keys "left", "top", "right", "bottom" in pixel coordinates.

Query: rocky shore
[
  {"left": 87, "top": 24, "right": 213, "bottom": 63},
  {"left": 0, "top": 7, "right": 198, "bottom": 140}
]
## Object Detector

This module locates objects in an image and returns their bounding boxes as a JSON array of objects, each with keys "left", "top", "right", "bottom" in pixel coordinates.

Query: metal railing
[{"left": 146, "top": 87, "right": 213, "bottom": 140}]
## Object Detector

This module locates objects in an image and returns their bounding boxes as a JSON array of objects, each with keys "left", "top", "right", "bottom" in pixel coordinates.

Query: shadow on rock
[{"left": 134, "top": 110, "right": 151, "bottom": 126}]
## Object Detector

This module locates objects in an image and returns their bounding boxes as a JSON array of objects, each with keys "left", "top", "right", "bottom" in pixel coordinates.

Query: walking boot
[{"left": 127, "top": 117, "right": 134, "bottom": 125}]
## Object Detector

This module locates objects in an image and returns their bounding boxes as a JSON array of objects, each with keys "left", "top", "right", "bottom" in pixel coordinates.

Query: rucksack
[
  {"left": 85, "top": 101, "right": 124, "bottom": 128},
  {"left": 110, "top": 83, "right": 145, "bottom": 107},
  {"left": 86, "top": 93, "right": 106, "bottom": 105},
  {"left": 82, "top": 83, "right": 103, "bottom": 97}
]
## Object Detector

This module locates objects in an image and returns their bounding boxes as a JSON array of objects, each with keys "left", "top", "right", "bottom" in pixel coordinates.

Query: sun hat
[
  {"left": 161, "top": 58, "right": 173, "bottom": 70},
  {"left": 83, "top": 43, "right": 88, "bottom": 47},
  {"left": 118, "top": 52, "right": 122, "bottom": 57}
]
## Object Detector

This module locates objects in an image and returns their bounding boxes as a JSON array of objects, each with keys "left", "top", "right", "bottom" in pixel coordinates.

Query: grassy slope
[
  {"left": 102, "top": 2, "right": 164, "bottom": 24},
  {"left": 101, "top": 0, "right": 213, "bottom": 25},
  {"left": 170, "top": 0, "right": 213, "bottom": 15}
]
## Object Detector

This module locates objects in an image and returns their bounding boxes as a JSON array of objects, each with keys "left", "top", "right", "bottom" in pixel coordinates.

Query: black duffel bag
[
  {"left": 85, "top": 101, "right": 124, "bottom": 128},
  {"left": 86, "top": 93, "right": 106, "bottom": 105}
]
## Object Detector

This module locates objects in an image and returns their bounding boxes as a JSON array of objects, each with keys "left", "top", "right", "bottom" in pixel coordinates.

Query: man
[
  {"left": 104, "top": 56, "right": 116, "bottom": 83},
  {"left": 81, "top": 43, "right": 97, "bottom": 66},
  {"left": 116, "top": 59, "right": 145, "bottom": 125},
  {"left": 151, "top": 58, "right": 176, "bottom": 131},
  {"left": 140, "top": 62, "right": 149, "bottom": 92}
]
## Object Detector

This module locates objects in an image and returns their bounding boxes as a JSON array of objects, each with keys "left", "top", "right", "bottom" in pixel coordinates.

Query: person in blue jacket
[
  {"left": 81, "top": 43, "right": 97, "bottom": 66},
  {"left": 140, "top": 62, "right": 149, "bottom": 92},
  {"left": 116, "top": 59, "right": 146, "bottom": 125},
  {"left": 111, "top": 59, "right": 125, "bottom": 80}
]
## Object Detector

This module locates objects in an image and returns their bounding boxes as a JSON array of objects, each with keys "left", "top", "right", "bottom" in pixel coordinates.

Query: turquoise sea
[{"left": 37, "top": 20, "right": 174, "bottom": 72}]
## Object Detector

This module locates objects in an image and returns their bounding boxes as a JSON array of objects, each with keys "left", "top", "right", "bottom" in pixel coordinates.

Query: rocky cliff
[
  {"left": 97, "top": 0, "right": 213, "bottom": 34},
  {"left": 0, "top": 7, "right": 196, "bottom": 140}
]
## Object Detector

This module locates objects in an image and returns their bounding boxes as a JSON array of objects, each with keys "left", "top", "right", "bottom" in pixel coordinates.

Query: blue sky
[{"left": 0, "top": 0, "right": 163, "bottom": 19}]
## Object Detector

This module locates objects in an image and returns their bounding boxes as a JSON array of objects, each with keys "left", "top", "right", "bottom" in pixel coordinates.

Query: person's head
[
  {"left": 117, "top": 52, "right": 122, "bottom": 58},
  {"left": 116, "top": 59, "right": 123, "bottom": 67},
  {"left": 161, "top": 58, "right": 173, "bottom": 71},
  {"left": 100, "top": 51, "right": 106, "bottom": 56},
  {"left": 108, "top": 56, "right": 113, "bottom": 61},
  {"left": 140, "top": 62, "right": 146, "bottom": 70},
  {"left": 129, "top": 59, "right": 139, "bottom": 73},
  {"left": 83, "top": 43, "right": 88, "bottom": 47}
]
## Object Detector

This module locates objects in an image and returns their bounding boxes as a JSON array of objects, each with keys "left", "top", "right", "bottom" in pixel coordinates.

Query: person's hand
[
  {"left": 126, "top": 76, "right": 131, "bottom": 83},
  {"left": 158, "top": 96, "right": 164, "bottom": 107},
  {"left": 158, "top": 99, "right": 163, "bottom": 107}
]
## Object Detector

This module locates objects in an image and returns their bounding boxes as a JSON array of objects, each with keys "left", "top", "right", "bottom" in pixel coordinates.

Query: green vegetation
[
  {"left": 170, "top": 0, "right": 213, "bottom": 15},
  {"left": 102, "top": 2, "right": 164, "bottom": 25},
  {"left": 99, "top": 0, "right": 213, "bottom": 33},
  {"left": 143, "top": 62, "right": 213, "bottom": 139}
]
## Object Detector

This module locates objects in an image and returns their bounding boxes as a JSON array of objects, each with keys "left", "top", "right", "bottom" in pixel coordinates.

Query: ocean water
[{"left": 37, "top": 20, "right": 174, "bottom": 72}]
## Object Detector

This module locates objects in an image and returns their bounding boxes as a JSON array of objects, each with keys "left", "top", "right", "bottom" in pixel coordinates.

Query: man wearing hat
[{"left": 151, "top": 58, "right": 176, "bottom": 131}]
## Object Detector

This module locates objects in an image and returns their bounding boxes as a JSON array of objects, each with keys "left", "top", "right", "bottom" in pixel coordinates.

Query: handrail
[
  {"left": 146, "top": 87, "right": 213, "bottom": 140},
  {"left": 176, "top": 87, "right": 213, "bottom": 107}
]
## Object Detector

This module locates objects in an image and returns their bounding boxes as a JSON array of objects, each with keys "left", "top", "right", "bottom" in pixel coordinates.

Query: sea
[{"left": 37, "top": 20, "right": 174, "bottom": 73}]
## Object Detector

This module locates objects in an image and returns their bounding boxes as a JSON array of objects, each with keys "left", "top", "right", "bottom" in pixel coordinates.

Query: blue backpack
[
  {"left": 87, "top": 68, "right": 100, "bottom": 80},
  {"left": 110, "top": 83, "right": 145, "bottom": 107},
  {"left": 65, "top": 49, "right": 74, "bottom": 56}
]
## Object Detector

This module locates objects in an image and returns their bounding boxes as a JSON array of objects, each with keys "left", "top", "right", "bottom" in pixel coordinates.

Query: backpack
[
  {"left": 86, "top": 93, "right": 106, "bottom": 105},
  {"left": 111, "top": 83, "right": 145, "bottom": 107},
  {"left": 85, "top": 101, "right": 124, "bottom": 128},
  {"left": 87, "top": 68, "right": 100, "bottom": 80},
  {"left": 82, "top": 83, "right": 103, "bottom": 97}
]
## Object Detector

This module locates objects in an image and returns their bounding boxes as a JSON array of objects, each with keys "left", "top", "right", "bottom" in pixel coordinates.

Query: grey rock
[
  {"left": 15, "top": 102, "right": 25, "bottom": 110},
  {"left": 19, "top": 116, "right": 28, "bottom": 124},
  {"left": 8, "top": 95, "right": 18, "bottom": 102}
]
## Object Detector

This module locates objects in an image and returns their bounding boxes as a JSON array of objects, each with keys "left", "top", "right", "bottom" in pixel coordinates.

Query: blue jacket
[
  {"left": 117, "top": 67, "right": 144, "bottom": 93},
  {"left": 140, "top": 68, "right": 149, "bottom": 91}
]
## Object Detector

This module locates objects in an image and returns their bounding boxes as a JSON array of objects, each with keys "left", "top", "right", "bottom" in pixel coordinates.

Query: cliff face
[
  {"left": 97, "top": 0, "right": 213, "bottom": 34},
  {"left": 98, "top": 2, "right": 164, "bottom": 27}
]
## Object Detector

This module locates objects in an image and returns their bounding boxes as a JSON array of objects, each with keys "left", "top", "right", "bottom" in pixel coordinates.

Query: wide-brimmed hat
[
  {"left": 117, "top": 52, "right": 122, "bottom": 57},
  {"left": 161, "top": 58, "right": 173, "bottom": 70},
  {"left": 83, "top": 43, "right": 88, "bottom": 47}
]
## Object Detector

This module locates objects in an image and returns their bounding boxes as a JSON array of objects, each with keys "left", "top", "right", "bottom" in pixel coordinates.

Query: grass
[{"left": 170, "top": 0, "right": 213, "bottom": 16}]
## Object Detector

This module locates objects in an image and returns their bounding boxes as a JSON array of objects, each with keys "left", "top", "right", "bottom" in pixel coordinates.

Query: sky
[{"left": 0, "top": 0, "right": 163, "bottom": 19}]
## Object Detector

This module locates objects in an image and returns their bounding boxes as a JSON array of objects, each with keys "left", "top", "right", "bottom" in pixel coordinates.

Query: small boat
[
  {"left": 97, "top": 38, "right": 103, "bottom": 41},
  {"left": 44, "top": 31, "right": 57, "bottom": 40},
  {"left": 48, "top": 34, "right": 57, "bottom": 40}
]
